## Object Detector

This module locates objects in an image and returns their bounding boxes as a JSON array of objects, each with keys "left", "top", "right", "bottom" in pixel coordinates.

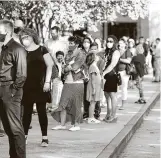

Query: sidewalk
[
  {"left": 119, "top": 99, "right": 160, "bottom": 158},
  {"left": 0, "top": 73, "right": 160, "bottom": 158}
]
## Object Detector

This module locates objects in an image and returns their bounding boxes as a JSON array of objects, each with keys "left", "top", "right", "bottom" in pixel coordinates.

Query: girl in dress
[{"left": 86, "top": 53, "right": 102, "bottom": 124}]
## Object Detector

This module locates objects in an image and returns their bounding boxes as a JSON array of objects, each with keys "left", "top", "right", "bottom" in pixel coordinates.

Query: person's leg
[
  {"left": 23, "top": 101, "right": 34, "bottom": 136},
  {"left": 83, "top": 82, "right": 90, "bottom": 118},
  {"left": 60, "top": 109, "right": 67, "bottom": 126},
  {"left": 36, "top": 102, "right": 49, "bottom": 147},
  {"left": 104, "top": 92, "right": 111, "bottom": 119},
  {"left": 1, "top": 86, "right": 26, "bottom": 158},
  {"left": 88, "top": 100, "right": 100, "bottom": 124},
  {"left": 89, "top": 101, "right": 96, "bottom": 118},
  {"left": 136, "top": 76, "right": 145, "bottom": 100},
  {"left": 119, "top": 71, "right": 130, "bottom": 109},
  {"left": 36, "top": 102, "right": 48, "bottom": 137},
  {"left": 155, "top": 58, "right": 161, "bottom": 82},
  {"left": 94, "top": 101, "right": 101, "bottom": 119},
  {"left": 109, "top": 92, "right": 117, "bottom": 118}
]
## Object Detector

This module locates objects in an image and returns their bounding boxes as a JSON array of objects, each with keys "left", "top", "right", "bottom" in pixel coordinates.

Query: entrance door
[{"left": 107, "top": 22, "right": 137, "bottom": 40}]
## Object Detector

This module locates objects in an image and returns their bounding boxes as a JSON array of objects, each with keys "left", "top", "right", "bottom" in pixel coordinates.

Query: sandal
[
  {"left": 119, "top": 106, "right": 124, "bottom": 110},
  {"left": 135, "top": 99, "right": 146, "bottom": 104},
  {"left": 107, "top": 116, "right": 118, "bottom": 123},
  {"left": 103, "top": 115, "right": 111, "bottom": 122}
]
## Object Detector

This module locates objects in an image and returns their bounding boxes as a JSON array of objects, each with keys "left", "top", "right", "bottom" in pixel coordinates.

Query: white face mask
[
  {"left": 107, "top": 43, "right": 113, "bottom": 48},
  {"left": 83, "top": 43, "right": 90, "bottom": 49},
  {"left": 22, "top": 39, "right": 31, "bottom": 47}
]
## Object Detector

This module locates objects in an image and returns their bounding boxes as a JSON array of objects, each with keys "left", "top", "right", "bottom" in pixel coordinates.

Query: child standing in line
[
  {"left": 89, "top": 42, "right": 106, "bottom": 118},
  {"left": 86, "top": 53, "right": 102, "bottom": 124}
]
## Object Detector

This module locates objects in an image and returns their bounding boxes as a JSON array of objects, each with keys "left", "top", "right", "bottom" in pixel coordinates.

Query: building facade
[{"left": 88, "top": 0, "right": 160, "bottom": 42}]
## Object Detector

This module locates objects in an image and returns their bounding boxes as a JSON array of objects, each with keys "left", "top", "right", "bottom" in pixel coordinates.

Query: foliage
[{"left": 0, "top": 0, "right": 149, "bottom": 42}]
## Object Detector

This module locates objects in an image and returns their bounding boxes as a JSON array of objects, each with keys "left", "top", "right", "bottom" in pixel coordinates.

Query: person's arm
[
  {"left": 91, "top": 72, "right": 96, "bottom": 95},
  {"left": 44, "top": 41, "right": 57, "bottom": 64},
  {"left": 103, "top": 50, "right": 120, "bottom": 76},
  {"left": 11, "top": 47, "right": 27, "bottom": 96},
  {"left": 120, "top": 50, "right": 132, "bottom": 64},
  {"left": 120, "top": 57, "right": 132, "bottom": 64},
  {"left": 43, "top": 53, "right": 54, "bottom": 92}
]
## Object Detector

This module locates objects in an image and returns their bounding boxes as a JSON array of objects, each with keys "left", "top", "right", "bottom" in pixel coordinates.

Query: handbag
[
  {"left": 104, "top": 71, "right": 122, "bottom": 86},
  {"left": 126, "top": 64, "right": 137, "bottom": 75},
  {"left": 116, "top": 72, "right": 122, "bottom": 86}
]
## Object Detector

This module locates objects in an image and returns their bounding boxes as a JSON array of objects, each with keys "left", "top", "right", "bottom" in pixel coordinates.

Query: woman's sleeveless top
[{"left": 104, "top": 50, "right": 119, "bottom": 75}]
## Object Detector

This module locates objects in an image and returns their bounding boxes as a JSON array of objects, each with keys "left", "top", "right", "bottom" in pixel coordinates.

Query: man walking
[{"left": 0, "top": 20, "right": 27, "bottom": 158}]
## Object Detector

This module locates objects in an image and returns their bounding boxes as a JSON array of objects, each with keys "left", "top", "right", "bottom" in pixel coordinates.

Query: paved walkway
[
  {"left": 119, "top": 99, "right": 160, "bottom": 158},
  {"left": 0, "top": 73, "right": 160, "bottom": 158}
]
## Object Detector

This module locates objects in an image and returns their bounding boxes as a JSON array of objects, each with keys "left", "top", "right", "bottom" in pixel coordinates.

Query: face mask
[
  {"left": 52, "top": 35, "right": 58, "bottom": 40},
  {"left": 69, "top": 45, "right": 77, "bottom": 51},
  {"left": 14, "top": 27, "right": 21, "bottom": 34},
  {"left": 0, "top": 33, "right": 6, "bottom": 42},
  {"left": 22, "top": 39, "right": 30, "bottom": 47},
  {"left": 83, "top": 43, "right": 90, "bottom": 49},
  {"left": 107, "top": 43, "right": 113, "bottom": 48}
]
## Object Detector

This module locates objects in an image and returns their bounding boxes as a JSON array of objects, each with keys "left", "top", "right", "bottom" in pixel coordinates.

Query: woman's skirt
[
  {"left": 104, "top": 74, "right": 118, "bottom": 92},
  {"left": 51, "top": 83, "right": 84, "bottom": 124}
]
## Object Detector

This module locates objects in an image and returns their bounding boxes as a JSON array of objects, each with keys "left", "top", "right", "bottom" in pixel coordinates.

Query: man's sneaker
[
  {"left": 69, "top": 126, "right": 80, "bottom": 131},
  {"left": 51, "top": 125, "right": 66, "bottom": 130},
  {"left": 41, "top": 139, "right": 49, "bottom": 147},
  {"left": 88, "top": 118, "right": 101, "bottom": 124}
]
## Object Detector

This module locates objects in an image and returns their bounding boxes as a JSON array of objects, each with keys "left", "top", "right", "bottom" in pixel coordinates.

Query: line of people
[{"left": 0, "top": 19, "right": 160, "bottom": 158}]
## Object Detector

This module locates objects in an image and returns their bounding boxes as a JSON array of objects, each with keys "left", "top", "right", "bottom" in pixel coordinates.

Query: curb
[{"left": 96, "top": 91, "right": 160, "bottom": 158}]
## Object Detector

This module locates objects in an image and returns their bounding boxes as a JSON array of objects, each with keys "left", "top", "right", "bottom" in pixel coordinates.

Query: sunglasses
[{"left": 107, "top": 40, "right": 114, "bottom": 43}]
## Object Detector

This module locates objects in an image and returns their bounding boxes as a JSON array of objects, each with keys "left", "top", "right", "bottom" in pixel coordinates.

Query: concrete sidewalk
[{"left": 0, "top": 73, "right": 160, "bottom": 158}]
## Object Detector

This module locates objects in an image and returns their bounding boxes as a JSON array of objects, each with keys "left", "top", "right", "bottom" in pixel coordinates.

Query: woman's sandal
[
  {"left": 104, "top": 116, "right": 118, "bottom": 123},
  {"left": 119, "top": 106, "right": 124, "bottom": 110},
  {"left": 103, "top": 115, "right": 111, "bottom": 122},
  {"left": 107, "top": 117, "right": 118, "bottom": 123}
]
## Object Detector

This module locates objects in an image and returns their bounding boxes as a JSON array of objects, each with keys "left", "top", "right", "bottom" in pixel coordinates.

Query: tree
[{"left": 0, "top": 0, "right": 149, "bottom": 42}]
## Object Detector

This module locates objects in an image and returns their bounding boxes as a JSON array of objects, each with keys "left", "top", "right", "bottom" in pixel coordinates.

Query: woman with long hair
[{"left": 103, "top": 35, "right": 120, "bottom": 122}]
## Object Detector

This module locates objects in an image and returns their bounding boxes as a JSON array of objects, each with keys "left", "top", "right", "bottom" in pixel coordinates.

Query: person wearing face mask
[
  {"left": 45, "top": 26, "right": 68, "bottom": 62},
  {"left": 0, "top": 19, "right": 27, "bottom": 158},
  {"left": 13, "top": 19, "right": 24, "bottom": 43},
  {"left": 117, "top": 38, "right": 132, "bottom": 110},
  {"left": 102, "top": 35, "right": 120, "bottom": 123},
  {"left": 51, "top": 36, "right": 86, "bottom": 131},
  {"left": 19, "top": 28, "right": 53, "bottom": 147}
]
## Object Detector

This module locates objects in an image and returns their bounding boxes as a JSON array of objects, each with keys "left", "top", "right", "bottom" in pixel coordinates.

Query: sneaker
[
  {"left": 69, "top": 126, "right": 80, "bottom": 131},
  {"left": 41, "top": 139, "right": 49, "bottom": 147},
  {"left": 51, "top": 125, "right": 66, "bottom": 130},
  {"left": 88, "top": 118, "right": 101, "bottom": 124}
]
